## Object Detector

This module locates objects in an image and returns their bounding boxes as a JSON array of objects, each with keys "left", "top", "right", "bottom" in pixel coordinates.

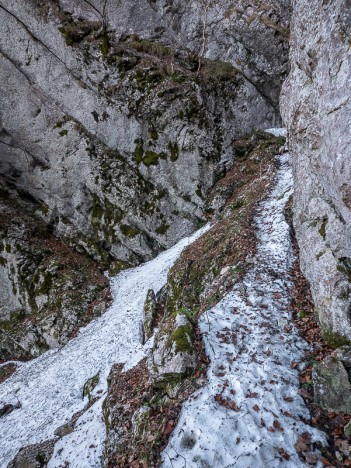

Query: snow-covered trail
[
  {"left": 0, "top": 226, "right": 209, "bottom": 467},
  {"left": 162, "top": 152, "right": 325, "bottom": 467}
]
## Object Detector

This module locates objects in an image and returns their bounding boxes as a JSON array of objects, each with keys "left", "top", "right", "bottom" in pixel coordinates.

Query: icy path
[
  {"left": 162, "top": 153, "right": 325, "bottom": 467},
  {"left": 0, "top": 226, "right": 209, "bottom": 468}
]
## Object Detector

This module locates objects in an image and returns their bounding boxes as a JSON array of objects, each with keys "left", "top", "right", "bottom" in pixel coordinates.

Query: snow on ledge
[{"left": 265, "top": 127, "right": 287, "bottom": 138}]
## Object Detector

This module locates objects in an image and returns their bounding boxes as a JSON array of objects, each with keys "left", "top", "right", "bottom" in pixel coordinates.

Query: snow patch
[
  {"left": 0, "top": 226, "right": 209, "bottom": 468},
  {"left": 162, "top": 152, "right": 326, "bottom": 467},
  {"left": 265, "top": 127, "right": 287, "bottom": 138}
]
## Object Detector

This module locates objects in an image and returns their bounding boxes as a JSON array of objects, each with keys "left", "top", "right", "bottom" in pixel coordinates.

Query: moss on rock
[
  {"left": 83, "top": 372, "right": 100, "bottom": 401},
  {"left": 323, "top": 329, "right": 351, "bottom": 349},
  {"left": 169, "top": 323, "right": 194, "bottom": 353}
]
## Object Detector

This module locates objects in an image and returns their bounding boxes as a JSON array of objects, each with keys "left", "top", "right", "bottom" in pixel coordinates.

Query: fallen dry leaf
[
  {"left": 295, "top": 432, "right": 312, "bottom": 452},
  {"left": 273, "top": 419, "right": 283, "bottom": 432},
  {"left": 246, "top": 392, "right": 258, "bottom": 398}
]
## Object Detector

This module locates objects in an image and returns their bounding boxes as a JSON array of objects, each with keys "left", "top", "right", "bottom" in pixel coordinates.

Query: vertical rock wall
[
  {"left": 281, "top": 0, "right": 351, "bottom": 341},
  {"left": 0, "top": 0, "right": 290, "bottom": 267}
]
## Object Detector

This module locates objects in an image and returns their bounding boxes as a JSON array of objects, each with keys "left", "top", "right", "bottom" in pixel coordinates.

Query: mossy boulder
[
  {"left": 313, "top": 347, "right": 351, "bottom": 413},
  {"left": 148, "top": 314, "right": 196, "bottom": 385},
  {"left": 143, "top": 289, "right": 157, "bottom": 340}
]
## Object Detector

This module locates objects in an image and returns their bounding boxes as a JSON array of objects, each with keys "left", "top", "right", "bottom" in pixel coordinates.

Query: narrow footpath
[{"left": 162, "top": 150, "right": 326, "bottom": 467}]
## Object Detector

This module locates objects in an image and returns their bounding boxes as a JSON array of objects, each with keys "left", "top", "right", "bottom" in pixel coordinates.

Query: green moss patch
[
  {"left": 323, "top": 330, "right": 351, "bottom": 349},
  {"left": 83, "top": 372, "right": 100, "bottom": 401},
  {"left": 143, "top": 151, "right": 160, "bottom": 166},
  {"left": 134, "top": 139, "right": 144, "bottom": 163},
  {"left": 168, "top": 142, "right": 179, "bottom": 162},
  {"left": 155, "top": 224, "right": 170, "bottom": 235},
  {"left": 100, "top": 34, "right": 110, "bottom": 59},
  {"left": 120, "top": 224, "right": 140, "bottom": 238},
  {"left": 337, "top": 257, "right": 351, "bottom": 282},
  {"left": 319, "top": 216, "right": 328, "bottom": 240}
]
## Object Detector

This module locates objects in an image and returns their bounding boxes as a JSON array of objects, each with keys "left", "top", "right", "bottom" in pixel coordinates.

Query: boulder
[
  {"left": 143, "top": 289, "right": 157, "bottom": 340},
  {"left": 8, "top": 440, "right": 55, "bottom": 468},
  {"left": 148, "top": 314, "right": 196, "bottom": 385},
  {"left": 313, "top": 347, "right": 351, "bottom": 413}
]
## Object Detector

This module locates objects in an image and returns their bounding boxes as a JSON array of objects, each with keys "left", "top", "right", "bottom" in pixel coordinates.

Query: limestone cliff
[
  {"left": 281, "top": 0, "right": 351, "bottom": 342},
  {"left": 0, "top": 0, "right": 291, "bottom": 354},
  {"left": 0, "top": 0, "right": 289, "bottom": 268},
  {"left": 0, "top": 186, "right": 111, "bottom": 360}
]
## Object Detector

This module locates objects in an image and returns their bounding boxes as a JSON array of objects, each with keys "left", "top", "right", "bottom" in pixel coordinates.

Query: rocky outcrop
[
  {"left": 281, "top": 0, "right": 351, "bottom": 341},
  {"left": 0, "top": 186, "right": 111, "bottom": 360},
  {"left": 60, "top": 0, "right": 291, "bottom": 109},
  {"left": 0, "top": 0, "right": 290, "bottom": 270}
]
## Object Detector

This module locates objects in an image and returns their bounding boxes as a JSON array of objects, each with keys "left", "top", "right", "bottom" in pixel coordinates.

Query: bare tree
[
  {"left": 80, "top": 0, "right": 121, "bottom": 34},
  {"left": 196, "top": 0, "right": 214, "bottom": 75},
  {"left": 195, "top": 0, "right": 227, "bottom": 75}
]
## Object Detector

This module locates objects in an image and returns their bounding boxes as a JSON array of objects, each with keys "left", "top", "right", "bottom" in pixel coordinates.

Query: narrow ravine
[
  {"left": 0, "top": 227, "right": 209, "bottom": 468},
  {"left": 0, "top": 131, "right": 327, "bottom": 468},
  {"left": 162, "top": 149, "right": 326, "bottom": 466}
]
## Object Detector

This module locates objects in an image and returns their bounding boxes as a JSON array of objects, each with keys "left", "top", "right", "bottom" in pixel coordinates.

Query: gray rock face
[
  {"left": 313, "top": 347, "right": 351, "bottom": 413},
  {"left": 66, "top": 0, "right": 291, "bottom": 108},
  {"left": 0, "top": 0, "right": 290, "bottom": 270},
  {"left": 281, "top": 0, "right": 351, "bottom": 339},
  {"left": 0, "top": 189, "right": 111, "bottom": 360},
  {"left": 148, "top": 313, "right": 196, "bottom": 383},
  {"left": 8, "top": 440, "right": 55, "bottom": 468}
]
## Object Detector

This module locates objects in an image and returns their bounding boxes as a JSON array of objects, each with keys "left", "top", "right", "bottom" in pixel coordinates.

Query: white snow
[
  {"left": 265, "top": 128, "right": 287, "bottom": 138},
  {"left": 162, "top": 151, "right": 326, "bottom": 467},
  {"left": 0, "top": 225, "right": 209, "bottom": 468}
]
